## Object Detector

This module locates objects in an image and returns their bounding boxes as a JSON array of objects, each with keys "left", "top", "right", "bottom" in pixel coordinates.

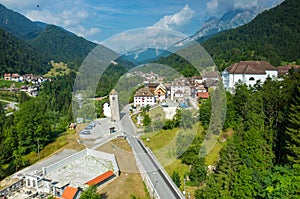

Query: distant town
[{"left": 1, "top": 73, "right": 51, "bottom": 97}]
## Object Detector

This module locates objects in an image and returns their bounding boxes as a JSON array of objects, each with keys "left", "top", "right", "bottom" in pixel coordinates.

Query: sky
[{"left": 0, "top": 0, "right": 283, "bottom": 43}]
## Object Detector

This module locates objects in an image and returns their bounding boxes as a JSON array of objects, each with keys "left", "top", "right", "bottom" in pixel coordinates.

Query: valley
[{"left": 0, "top": 0, "right": 299, "bottom": 199}]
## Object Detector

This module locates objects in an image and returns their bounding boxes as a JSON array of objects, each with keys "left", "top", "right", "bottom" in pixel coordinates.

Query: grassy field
[
  {"left": 149, "top": 106, "right": 166, "bottom": 123},
  {"left": 204, "top": 140, "right": 224, "bottom": 166},
  {"left": 0, "top": 80, "right": 24, "bottom": 88},
  {"left": 44, "top": 61, "right": 72, "bottom": 77},
  {"left": 140, "top": 123, "right": 229, "bottom": 199},
  {"left": 24, "top": 129, "right": 85, "bottom": 165}
]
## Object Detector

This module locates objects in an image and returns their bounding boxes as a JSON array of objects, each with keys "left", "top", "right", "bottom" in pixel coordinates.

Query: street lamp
[{"left": 183, "top": 177, "right": 186, "bottom": 197}]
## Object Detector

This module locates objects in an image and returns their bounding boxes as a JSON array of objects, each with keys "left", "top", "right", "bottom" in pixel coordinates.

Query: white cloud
[
  {"left": 25, "top": 8, "right": 100, "bottom": 38},
  {"left": 153, "top": 5, "right": 195, "bottom": 30},
  {"left": 0, "top": 0, "right": 40, "bottom": 10},
  {"left": 101, "top": 27, "right": 186, "bottom": 54},
  {"left": 205, "top": 0, "right": 281, "bottom": 16}
]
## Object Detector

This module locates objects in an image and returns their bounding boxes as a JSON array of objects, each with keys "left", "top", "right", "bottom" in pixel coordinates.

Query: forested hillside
[
  {"left": 28, "top": 25, "right": 97, "bottom": 70},
  {"left": 0, "top": 28, "right": 50, "bottom": 75},
  {"left": 202, "top": 0, "right": 300, "bottom": 70},
  {"left": 0, "top": 73, "right": 75, "bottom": 179},
  {"left": 0, "top": 4, "right": 43, "bottom": 40},
  {"left": 196, "top": 71, "right": 300, "bottom": 198}
]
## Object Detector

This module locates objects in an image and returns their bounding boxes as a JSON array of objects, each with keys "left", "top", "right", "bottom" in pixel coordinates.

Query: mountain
[
  {"left": 191, "top": 7, "right": 263, "bottom": 42},
  {"left": 0, "top": 3, "right": 97, "bottom": 70},
  {"left": 120, "top": 48, "right": 170, "bottom": 65},
  {"left": 202, "top": 0, "right": 300, "bottom": 70},
  {"left": 28, "top": 25, "right": 97, "bottom": 70},
  {"left": 0, "top": 28, "right": 50, "bottom": 75},
  {"left": 0, "top": 4, "right": 44, "bottom": 40}
]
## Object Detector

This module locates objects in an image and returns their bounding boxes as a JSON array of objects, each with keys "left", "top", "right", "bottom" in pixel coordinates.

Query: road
[
  {"left": 121, "top": 105, "right": 184, "bottom": 199},
  {"left": 0, "top": 98, "right": 19, "bottom": 116}
]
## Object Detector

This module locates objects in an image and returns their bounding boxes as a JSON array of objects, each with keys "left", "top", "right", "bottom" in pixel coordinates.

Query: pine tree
[
  {"left": 285, "top": 86, "right": 300, "bottom": 164},
  {"left": 171, "top": 171, "right": 181, "bottom": 188}
]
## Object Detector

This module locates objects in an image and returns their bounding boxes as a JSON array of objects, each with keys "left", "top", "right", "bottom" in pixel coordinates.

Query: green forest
[
  {"left": 0, "top": 73, "right": 75, "bottom": 179},
  {"left": 0, "top": 28, "right": 50, "bottom": 75},
  {"left": 0, "top": 0, "right": 299, "bottom": 198},
  {"left": 202, "top": 0, "right": 300, "bottom": 71},
  {"left": 194, "top": 71, "right": 300, "bottom": 198}
]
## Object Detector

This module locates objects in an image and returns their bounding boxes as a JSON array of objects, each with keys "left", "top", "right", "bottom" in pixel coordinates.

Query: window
[
  {"left": 249, "top": 77, "right": 255, "bottom": 81},
  {"left": 27, "top": 179, "right": 30, "bottom": 186},
  {"left": 112, "top": 96, "right": 115, "bottom": 100}
]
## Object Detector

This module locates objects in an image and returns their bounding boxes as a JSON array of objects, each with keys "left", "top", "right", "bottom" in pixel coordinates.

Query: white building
[
  {"left": 24, "top": 149, "right": 119, "bottom": 198},
  {"left": 222, "top": 61, "right": 278, "bottom": 91},
  {"left": 134, "top": 87, "right": 156, "bottom": 107},
  {"left": 170, "top": 78, "right": 191, "bottom": 101}
]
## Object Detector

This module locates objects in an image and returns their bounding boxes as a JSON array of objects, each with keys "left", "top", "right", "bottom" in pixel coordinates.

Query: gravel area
[{"left": 46, "top": 155, "right": 113, "bottom": 187}]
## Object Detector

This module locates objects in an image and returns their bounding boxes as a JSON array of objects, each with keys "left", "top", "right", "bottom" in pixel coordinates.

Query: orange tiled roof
[
  {"left": 85, "top": 170, "right": 114, "bottom": 186},
  {"left": 61, "top": 186, "right": 78, "bottom": 199},
  {"left": 197, "top": 92, "right": 209, "bottom": 99}
]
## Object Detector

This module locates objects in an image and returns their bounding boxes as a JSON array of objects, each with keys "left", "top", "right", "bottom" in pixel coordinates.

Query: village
[
  {"left": 124, "top": 61, "right": 298, "bottom": 110},
  {"left": 0, "top": 60, "right": 299, "bottom": 199},
  {"left": 1, "top": 73, "right": 51, "bottom": 97}
]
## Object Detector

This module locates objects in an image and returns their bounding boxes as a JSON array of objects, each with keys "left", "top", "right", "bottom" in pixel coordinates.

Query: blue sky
[{"left": 0, "top": 0, "right": 283, "bottom": 42}]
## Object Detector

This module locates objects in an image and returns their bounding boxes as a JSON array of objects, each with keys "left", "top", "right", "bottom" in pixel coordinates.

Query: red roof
[
  {"left": 85, "top": 170, "right": 114, "bottom": 186},
  {"left": 61, "top": 186, "right": 79, "bottom": 199},
  {"left": 197, "top": 92, "right": 209, "bottom": 99}
]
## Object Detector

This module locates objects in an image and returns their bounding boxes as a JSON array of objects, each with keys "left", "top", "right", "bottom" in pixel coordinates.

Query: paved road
[
  {"left": 0, "top": 99, "right": 19, "bottom": 116},
  {"left": 121, "top": 105, "right": 184, "bottom": 199}
]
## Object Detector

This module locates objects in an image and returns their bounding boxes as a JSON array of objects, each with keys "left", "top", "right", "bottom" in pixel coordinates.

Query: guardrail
[
  {"left": 136, "top": 138, "right": 184, "bottom": 199},
  {"left": 129, "top": 137, "right": 160, "bottom": 199}
]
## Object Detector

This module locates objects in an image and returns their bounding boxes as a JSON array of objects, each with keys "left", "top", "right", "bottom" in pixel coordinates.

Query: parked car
[{"left": 80, "top": 130, "right": 90, "bottom": 135}]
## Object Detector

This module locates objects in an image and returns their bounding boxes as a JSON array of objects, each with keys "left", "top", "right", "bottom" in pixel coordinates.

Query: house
[
  {"left": 61, "top": 186, "right": 81, "bottom": 199},
  {"left": 202, "top": 71, "right": 219, "bottom": 82},
  {"left": 204, "top": 79, "right": 219, "bottom": 90},
  {"left": 11, "top": 73, "right": 20, "bottom": 82},
  {"left": 222, "top": 61, "right": 278, "bottom": 91},
  {"left": 134, "top": 87, "right": 156, "bottom": 107},
  {"left": 277, "top": 65, "right": 300, "bottom": 76},
  {"left": 170, "top": 78, "right": 191, "bottom": 101},
  {"left": 147, "top": 83, "right": 160, "bottom": 94},
  {"left": 195, "top": 85, "right": 209, "bottom": 99},
  {"left": 173, "top": 90, "right": 184, "bottom": 100},
  {"left": 4, "top": 73, "right": 11, "bottom": 80},
  {"left": 153, "top": 83, "right": 167, "bottom": 102},
  {"left": 197, "top": 92, "right": 209, "bottom": 99}
]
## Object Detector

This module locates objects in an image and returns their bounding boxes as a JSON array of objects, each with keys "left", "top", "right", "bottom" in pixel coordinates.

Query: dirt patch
[{"left": 97, "top": 138, "right": 149, "bottom": 199}]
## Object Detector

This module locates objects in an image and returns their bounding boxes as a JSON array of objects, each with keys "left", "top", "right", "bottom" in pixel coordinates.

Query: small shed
[{"left": 85, "top": 170, "right": 114, "bottom": 187}]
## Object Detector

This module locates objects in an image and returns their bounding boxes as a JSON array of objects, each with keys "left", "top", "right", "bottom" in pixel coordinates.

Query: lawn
[
  {"left": 141, "top": 123, "right": 202, "bottom": 168},
  {"left": 204, "top": 140, "right": 224, "bottom": 166},
  {"left": 149, "top": 106, "right": 165, "bottom": 123},
  {"left": 141, "top": 128, "right": 177, "bottom": 151},
  {"left": 0, "top": 80, "right": 24, "bottom": 88},
  {"left": 24, "top": 129, "right": 85, "bottom": 165}
]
